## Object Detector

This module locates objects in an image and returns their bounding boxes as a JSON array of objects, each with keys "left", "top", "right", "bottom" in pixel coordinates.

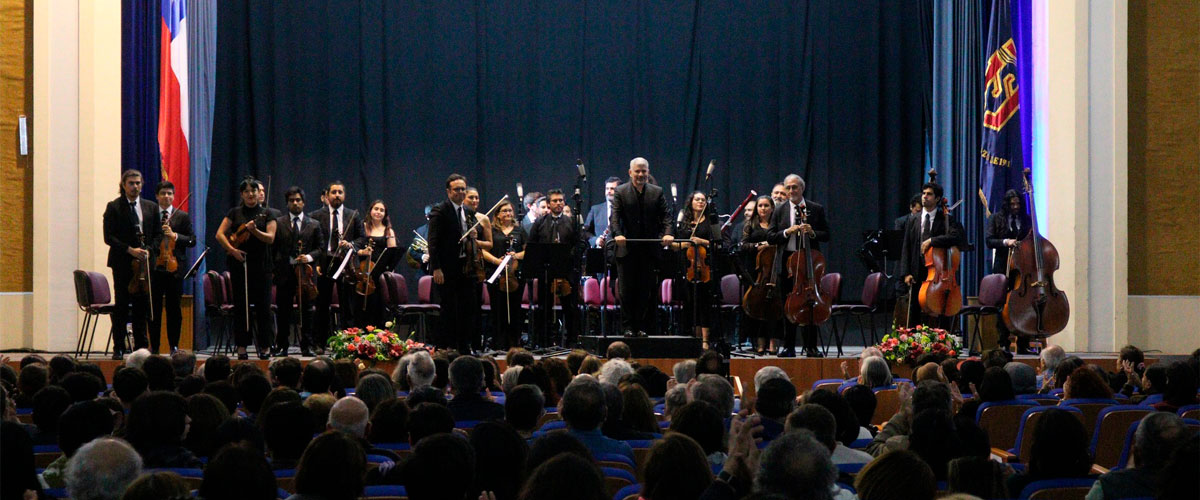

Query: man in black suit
[
  {"left": 529, "top": 189, "right": 585, "bottom": 346},
  {"left": 985, "top": 188, "right": 1032, "bottom": 352},
  {"left": 584, "top": 177, "right": 621, "bottom": 247},
  {"left": 767, "top": 174, "right": 831, "bottom": 358},
  {"left": 148, "top": 181, "right": 195, "bottom": 354},
  {"left": 894, "top": 194, "right": 921, "bottom": 231},
  {"left": 899, "top": 181, "right": 966, "bottom": 330},
  {"left": 310, "top": 181, "right": 363, "bottom": 351},
  {"left": 610, "top": 158, "right": 674, "bottom": 337},
  {"left": 272, "top": 186, "right": 323, "bottom": 357},
  {"left": 427, "top": 173, "right": 480, "bottom": 353},
  {"left": 103, "top": 170, "right": 162, "bottom": 359}
]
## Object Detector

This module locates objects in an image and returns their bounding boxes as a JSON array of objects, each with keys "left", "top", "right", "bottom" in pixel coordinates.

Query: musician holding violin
[
  {"left": 214, "top": 176, "right": 277, "bottom": 360},
  {"left": 271, "top": 186, "right": 322, "bottom": 357},
  {"left": 356, "top": 199, "right": 399, "bottom": 329},
  {"left": 766, "top": 174, "right": 830, "bottom": 358},
  {"left": 428, "top": 174, "right": 482, "bottom": 353},
  {"left": 311, "top": 181, "right": 363, "bottom": 349},
  {"left": 103, "top": 170, "right": 163, "bottom": 359},
  {"left": 672, "top": 191, "right": 721, "bottom": 350},
  {"left": 149, "top": 181, "right": 195, "bottom": 354},
  {"left": 482, "top": 198, "right": 527, "bottom": 349},
  {"left": 899, "top": 180, "right": 965, "bottom": 331},
  {"left": 529, "top": 189, "right": 585, "bottom": 347}
]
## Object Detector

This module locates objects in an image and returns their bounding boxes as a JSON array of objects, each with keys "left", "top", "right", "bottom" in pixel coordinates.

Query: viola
[
  {"left": 1002, "top": 168, "right": 1069, "bottom": 336},
  {"left": 684, "top": 221, "right": 711, "bottom": 283},
  {"left": 129, "top": 231, "right": 152, "bottom": 295},
  {"left": 783, "top": 206, "right": 830, "bottom": 325},
  {"left": 499, "top": 254, "right": 521, "bottom": 293},
  {"left": 295, "top": 240, "right": 319, "bottom": 303},
  {"left": 355, "top": 239, "right": 377, "bottom": 297},
  {"left": 742, "top": 242, "right": 784, "bottom": 322}
]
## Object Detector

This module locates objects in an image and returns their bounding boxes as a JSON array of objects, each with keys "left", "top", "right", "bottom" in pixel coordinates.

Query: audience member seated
[
  {"left": 303, "top": 393, "right": 337, "bottom": 430},
  {"left": 696, "top": 350, "right": 724, "bottom": 376},
  {"left": 447, "top": 356, "right": 505, "bottom": 422},
  {"left": 261, "top": 401, "right": 314, "bottom": 469},
  {"left": 202, "top": 354, "right": 231, "bottom": 383},
  {"left": 788, "top": 403, "right": 871, "bottom": 472},
  {"left": 368, "top": 398, "right": 409, "bottom": 444},
  {"left": 908, "top": 408, "right": 961, "bottom": 480},
  {"left": 407, "top": 351, "right": 438, "bottom": 391},
  {"left": 527, "top": 430, "right": 593, "bottom": 468},
  {"left": 401, "top": 433, "right": 476, "bottom": 500},
  {"left": 355, "top": 373, "right": 396, "bottom": 416},
  {"left": 170, "top": 349, "right": 196, "bottom": 377},
  {"left": 15, "top": 363, "right": 48, "bottom": 408},
  {"left": 641, "top": 433, "right": 713, "bottom": 500},
  {"left": 406, "top": 385, "right": 448, "bottom": 407},
  {"left": 598, "top": 358, "right": 634, "bottom": 386},
  {"left": 636, "top": 365, "right": 670, "bottom": 399},
  {"left": 756, "top": 430, "right": 851, "bottom": 500},
  {"left": 662, "top": 384, "right": 689, "bottom": 422},
  {"left": 859, "top": 356, "right": 894, "bottom": 389},
  {"left": 469, "top": 421, "right": 528, "bottom": 500},
  {"left": 559, "top": 376, "right": 634, "bottom": 461},
  {"left": 137, "top": 356, "right": 171, "bottom": 393},
  {"left": 125, "top": 391, "right": 203, "bottom": 468},
  {"left": 2, "top": 420, "right": 42, "bottom": 499},
  {"left": 270, "top": 357, "right": 303, "bottom": 390},
  {"left": 330, "top": 359, "right": 359, "bottom": 393},
  {"left": 958, "top": 366, "right": 1014, "bottom": 420},
  {"left": 177, "top": 374, "right": 205, "bottom": 397},
  {"left": 1152, "top": 361, "right": 1199, "bottom": 413},
  {"left": 1036, "top": 345, "right": 1066, "bottom": 391},
  {"left": 670, "top": 400, "right": 727, "bottom": 465},
  {"left": 947, "top": 455, "right": 1009, "bottom": 499},
  {"left": 1062, "top": 364, "right": 1116, "bottom": 401},
  {"left": 30, "top": 385, "right": 71, "bottom": 445},
  {"left": 754, "top": 366, "right": 790, "bottom": 393},
  {"left": 981, "top": 348, "right": 1012, "bottom": 369},
  {"left": 236, "top": 373, "right": 273, "bottom": 419},
  {"left": 481, "top": 355, "right": 503, "bottom": 393},
  {"left": 65, "top": 438, "right": 143, "bottom": 500},
  {"left": 673, "top": 359, "right": 697, "bottom": 386},
  {"left": 327, "top": 396, "right": 400, "bottom": 462},
  {"left": 1087, "top": 412, "right": 1191, "bottom": 500},
  {"left": 620, "top": 383, "right": 661, "bottom": 435},
  {"left": 203, "top": 380, "right": 239, "bottom": 415},
  {"left": 567, "top": 349, "right": 588, "bottom": 375},
  {"left": 957, "top": 359, "right": 985, "bottom": 396},
  {"left": 501, "top": 365, "right": 524, "bottom": 393},
  {"left": 868, "top": 380, "right": 952, "bottom": 456},
  {"left": 289, "top": 431, "right": 366, "bottom": 500},
  {"left": 1154, "top": 432, "right": 1198, "bottom": 500},
  {"left": 198, "top": 443, "right": 277, "bottom": 500},
  {"left": 578, "top": 355, "right": 602, "bottom": 377},
  {"left": 599, "top": 381, "right": 655, "bottom": 441},
  {"left": 804, "top": 389, "right": 873, "bottom": 465},
  {"left": 39, "top": 401, "right": 115, "bottom": 489},
  {"left": 506, "top": 348, "right": 535, "bottom": 368},
  {"left": 1005, "top": 407, "right": 1093, "bottom": 495},
  {"left": 840, "top": 384, "right": 878, "bottom": 439},
  {"left": 209, "top": 413, "right": 267, "bottom": 454},
  {"left": 505, "top": 384, "right": 545, "bottom": 439},
  {"left": 257, "top": 387, "right": 302, "bottom": 425},
  {"left": 1052, "top": 356, "right": 1087, "bottom": 394},
  {"left": 691, "top": 374, "right": 736, "bottom": 418},
  {"left": 519, "top": 453, "right": 607, "bottom": 500},
  {"left": 542, "top": 358, "right": 573, "bottom": 401},
  {"left": 1120, "top": 363, "right": 1166, "bottom": 403},
  {"left": 184, "top": 393, "right": 231, "bottom": 458},
  {"left": 408, "top": 402, "right": 456, "bottom": 446},
  {"left": 855, "top": 449, "right": 936, "bottom": 500},
  {"left": 121, "top": 470, "right": 190, "bottom": 500},
  {"left": 123, "top": 349, "right": 150, "bottom": 371},
  {"left": 60, "top": 372, "right": 104, "bottom": 403},
  {"left": 913, "top": 362, "right": 943, "bottom": 384},
  {"left": 1002, "top": 362, "right": 1037, "bottom": 396},
  {"left": 754, "top": 378, "right": 797, "bottom": 442},
  {"left": 606, "top": 341, "right": 631, "bottom": 360}
]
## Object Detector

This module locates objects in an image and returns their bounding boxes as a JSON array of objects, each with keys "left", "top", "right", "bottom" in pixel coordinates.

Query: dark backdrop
[{"left": 210, "top": 0, "right": 932, "bottom": 301}]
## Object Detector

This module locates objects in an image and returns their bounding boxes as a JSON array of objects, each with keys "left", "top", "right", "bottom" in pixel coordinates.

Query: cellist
[
  {"left": 766, "top": 174, "right": 830, "bottom": 358},
  {"left": 899, "top": 181, "right": 965, "bottom": 330},
  {"left": 271, "top": 186, "right": 322, "bottom": 357}
]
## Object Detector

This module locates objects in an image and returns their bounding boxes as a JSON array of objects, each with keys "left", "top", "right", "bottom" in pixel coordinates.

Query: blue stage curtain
[
  {"left": 121, "top": 0, "right": 161, "bottom": 199},
  {"left": 187, "top": 0, "right": 217, "bottom": 349}
]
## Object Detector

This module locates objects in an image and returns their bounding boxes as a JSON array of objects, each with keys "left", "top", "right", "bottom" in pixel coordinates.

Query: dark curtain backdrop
[
  {"left": 210, "top": 0, "right": 932, "bottom": 301},
  {"left": 122, "top": 0, "right": 161, "bottom": 199}
]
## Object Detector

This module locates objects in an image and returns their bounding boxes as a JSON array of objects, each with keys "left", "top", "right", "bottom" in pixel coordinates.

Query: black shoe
[
  {"left": 623, "top": 330, "right": 637, "bottom": 338},
  {"left": 636, "top": 330, "right": 648, "bottom": 338},
  {"left": 300, "top": 347, "right": 314, "bottom": 357},
  {"left": 111, "top": 350, "right": 124, "bottom": 361},
  {"left": 778, "top": 347, "right": 796, "bottom": 358},
  {"left": 237, "top": 352, "right": 249, "bottom": 361},
  {"left": 805, "top": 349, "right": 824, "bottom": 358},
  {"left": 270, "top": 348, "right": 289, "bottom": 357},
  {"left": 257, "top": 351, "right": 271, "bottom": 360}
]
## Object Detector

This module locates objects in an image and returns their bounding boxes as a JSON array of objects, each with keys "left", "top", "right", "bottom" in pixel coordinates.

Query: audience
[
  {"left": 40, "top": 401, "right": 115, "bottom": 488},
  {"left": 184, "top": 393, "right": 231, "bottom": 458},
  {"left": 1004, "top": 362, "right": 1038, "bottom": 395},
  {"left": 368, "top": 398, "right": 409, "bottom": 444},
  {"left": 756, "top": 430, "right": 850, "bottom": 500},
  {"left": 669, "top": 400, "right": 727, "bottom": 465},
  {"left": 855, "top": 449, "right": 937, "bottom": 500},
  {"left": 859, "top": 356, "right": 894, "bottom": 389},
  {"left": 606, "top": 341, "right": 631, "bottom": 360},
  {"left": 958, "top": 367, "right": 1015, "bottom": 420},
  {"left": 1063, "top": 365, "right": 1116, "bottom": 400},
  {"left": 519, "top": 453, "right": 607, "bottom": 500},
  {"left": 1153, "top": 361, "right": 1199, "bottom": 412},
  {"left": 620, "top": 383, "right": 661, "bottom": 435},
  {"left": 598, "top": 358, "right": 634, "bottom": 386},
  {"left": 469, "top": 422, "right": 528, "bottom": 500},
  {"left": 354, "top": 373, "right": 396, "bottom": 416},
  {"left": 753, "top": 366, "right": 790, "bottom": 392},
  {"left": 840, "top": 384, "right": 878, "bottom": 439},
  {"left": 121, "top": 471, "right": 190, "bottom": 500},
  {"left": 170, "top": 349, "right": 196, "bottom": 378},
  {"left": 202, "top": 354, "right": 231, "bottom": 382},
  {"left": 199, "top": 443, "right": 277, "bottom": 500},
  {"left": 270, "top": 357, "right": 304, "bottom": 390},
  {"left": 125, "top": 391, "right": 203, "bottom": 468},
  {"left": 1006, "top": 407, "right": 1093, "bottom": 494},
  {"left": 327, "top": 396, "right": 400, "bottom": 461},
  {"left": 691, "top": 374, "right": 736, "bottom": 418},
  {"left": 504, "top": 384, "right": 546, "bottom": 438},
  {"left": 407, "top": 402, "right": 455, "bottom": 445},
  {"left": 600, "top": 381, "right": 656, "bottom": 440},
  {"left": 566, "top": 349, "right": 589, "bottom": 375},
  {"left": 662, "top": 384, "right": 690, "bottom": 421},
  {"left": 560, "top": 376, "right": 635, "bottom": 461},
  {"left": 291, "top": 431, "right": 366, "bottom": 500},
  {"left": 303, "top": 393, "right": 337, "bottom": 430},
  {"left": 403, "top": 433, "right": 476, "bottom": 500},
  {"left": 30, "top": 385, "right": 71, "bottom": 445},
  {"left": 641, "top": 433, "right": 713, "bottom": 500},
  {"left": 1087, "top": 412, "right": 1190, "bottom": 500},
  {"left": 447, "top": 355, "right": 505, "bottom": 421},
  {"left": 673, "top": 360, "right": 697, "bottom": 386},
  {"left": 65, "top": 438, "right": 143, "bottom": 500},
  {"left": 754, "top": 378, "right": 797, "bottom": 441},
  {"left": 141, "top": 355, "right": 176, "bottom": 391},
  {"left": 262, "top": 401, "right": 314, "bottom": 469}
]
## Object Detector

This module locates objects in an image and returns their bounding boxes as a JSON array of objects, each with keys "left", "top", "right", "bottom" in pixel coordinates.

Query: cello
[
  {"left": 783, "top": 206, "right": 831, "bottom": 325},
  {"left": 1002, "top": 168, "right": 1069, "bottom": 337},
  {"left": 742, "top": 244, "right": 784, "bottom": 322},
  {"left": 918, "top": 171, "right": 963, "bottom": 318}
]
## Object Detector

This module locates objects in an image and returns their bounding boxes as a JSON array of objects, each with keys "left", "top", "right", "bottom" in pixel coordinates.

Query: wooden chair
[
  {"left": 811, "top": 378, "right": 844, "bottom": 395},
  {"left": 991, "top": 406, "right": 1083, "bottom": 463},
  {"left": 1018, "top": 478, "right": 1096, "bottom": 500},
  {"left": 871, "top": 387, "right": 900, "bottom": 426},
  {"left": 1089, "top": 405, "right": 1152, "bottom": 469},
  {"left": 1060, "top": 399, "right": 1119, "bottom": 439},
  {"left": 976, "top": 400, "right": 1038, "bottom": 452},
  {"left": 1178, "top": 404, "right": 1200, "bottom": 421}
]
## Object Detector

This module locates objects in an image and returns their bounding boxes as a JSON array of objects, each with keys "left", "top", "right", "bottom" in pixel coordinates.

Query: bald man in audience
[{"left": 327, "top": 396, "right": 401, "bottom": 461}]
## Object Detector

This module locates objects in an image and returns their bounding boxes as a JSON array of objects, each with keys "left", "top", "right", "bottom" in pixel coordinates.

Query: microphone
[
  {"left": 576, "top": 159, "right": 587, "bottom": 179},
  {"left": 670, "top": 183, "right": 678, "bottom": 199},
  {"left": 705, "top": 160, "right": 716, "bottom": 181},
  {"left": 516, "top": 183, "right": 524, "bottom": 200}
]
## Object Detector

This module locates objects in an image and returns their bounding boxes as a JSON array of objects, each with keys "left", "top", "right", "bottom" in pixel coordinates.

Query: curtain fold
[
  {"left": 187, "top": 0, "right": 217, "bottom": 348},
  {"left": 121, "top": 0, "right": 160, "bottom": 198}
]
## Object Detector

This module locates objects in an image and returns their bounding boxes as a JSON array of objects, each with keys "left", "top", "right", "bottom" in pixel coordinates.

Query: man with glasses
[{"left": 428, "top": 174, "right": 481, "bottom": 353}]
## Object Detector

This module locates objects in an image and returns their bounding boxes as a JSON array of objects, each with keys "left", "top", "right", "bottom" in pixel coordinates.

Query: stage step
[{"left": 581, "top": 335, "right": 703, "bottom": 359}]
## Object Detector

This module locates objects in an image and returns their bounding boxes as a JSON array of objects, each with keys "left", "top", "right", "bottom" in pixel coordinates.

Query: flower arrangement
[
  {"left": 876, "top": 325, "right": 960, "bottom": 365},
  {"left": 327, "top": 322, "right": 430, "bottom": 362}
]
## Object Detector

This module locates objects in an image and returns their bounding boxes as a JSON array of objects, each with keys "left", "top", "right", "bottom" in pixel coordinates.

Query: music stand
[
  {"left": 181, "top": 248, "right": 218, "bottom": 352},
  {"left": 524, "top": 242, "right": 573, "bottom": 348}
]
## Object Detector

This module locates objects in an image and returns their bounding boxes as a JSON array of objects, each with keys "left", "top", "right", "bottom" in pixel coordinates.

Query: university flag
[{"left": 979, "top": 0, "right": 1025, "bottom": 216}]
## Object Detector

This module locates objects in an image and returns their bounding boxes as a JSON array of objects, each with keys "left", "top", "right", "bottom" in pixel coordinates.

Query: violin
[
  {"left": 1002, "top": 168, "right": 1069, "bottom": 336},
  {"left": 295, "top": 240, "right": 319, "bottom": 303},
  {"left": 129, "top": 231, "right": 152, "bottom": 295},
  {"left": 355, "top": 239, "right": 377, "bottom": 297},
  {"left": 684, "top": 220, "right": 712, "bottom": 283},
  {"left": 742, "top": 242, "right": 784, "bottom": 322},
  {"left": 499, "top": 255, "right": 521, "bottom": 293},
  {"left": 783, "top": 206, "right": 831, "bottom": 325},
  {"left": 228, "top": 209, "right": 268, "bottom": 248},
  {"left": 918, "top": 170, "right": 962, "bottom": 318},
  {"left": 155, "top": 192, "right": 191, "bottom": 273}
]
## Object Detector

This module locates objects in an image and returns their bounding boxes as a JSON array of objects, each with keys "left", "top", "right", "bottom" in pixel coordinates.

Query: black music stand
[{"left": 524, "top": 242, "right": 573, "bottom": 349}]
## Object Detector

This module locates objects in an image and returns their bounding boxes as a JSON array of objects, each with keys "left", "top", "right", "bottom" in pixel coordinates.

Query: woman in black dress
[
  {"left": 740, "top": 195, "right": 779, "bottom": 355},
  {"left": 482, "top": 199, "right": 526, "bottom": 349},
  {"left": 214, "top": 176, "right": 277, "bottom": 360},
  {"left": 356, "top": 200, "right": 398, "bottom": 328},
  {"left": 674, "top": 191, "right": 721, "bottom": 350}
]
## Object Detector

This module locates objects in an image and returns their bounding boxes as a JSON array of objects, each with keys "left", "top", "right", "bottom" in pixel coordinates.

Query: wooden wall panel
[
  {"left": 1128, "top": 1, "right": 1200, "bottom": 295},
  {"left": 0, "top": 0, "right": 33, "bottom": 292}
]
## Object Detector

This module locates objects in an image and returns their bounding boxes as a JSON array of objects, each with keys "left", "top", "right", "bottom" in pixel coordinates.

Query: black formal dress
[
  {"left": 103, "top": 196, "right": 162, "bottom": 354},
  {"left": 528, "top": 213, "right": 584, "bottom": 346},
  {"left": 609, "top": 182, "right": 672, "bottom": 335},
  {"left": 485, "top": 225, "right": 526, "bottom": 350},
  {"left": 740, "top": 223, "right": 782, "bottom": 343},
  {"left": 898, "top": 208, "right": 966, "bottom": 330},
  {"left": 358, "top": 232, "right": 396, "bottom": 329},
  {"left": 272, "top": 211, "right": 322, "bottom": 353},
  {"left": 985, "top": 209, "right": 1031, "bottom": 349},
  {"left": 310, "top": 205, "right": 363, "bottom": 346},
  {"left": 767, "top": 199, "right": 830, "bottom": 356},
  {"left": 224, "top": 205, "right": 276, "bottom": 352},
  {"left": 149, "top": 206, "right": 195, "bottom": 353},
  {"left": 673, "top": 217, "right": 721, "bottom": 331},
  {"left": 427, "top": 199, "right": 480, "bottom": 353}
]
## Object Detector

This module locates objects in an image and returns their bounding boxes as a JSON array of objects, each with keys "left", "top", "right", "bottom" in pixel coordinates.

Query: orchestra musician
[
  {"left": 529, "top": 189, "right": 585, "bottom": 346},
  {"left": 985, "top": 188, "right": 1032, "bottom": 352},
  {"left": 102, "top": 170, "right": 162, "bottom": 359},
  {"left": 672, "top": 191, "right": 721, "bottom": 349},
  {"left": 214, "top": 176, "right": 277, "bottom": 360},
  {"left": 899, "top": 181, "right": 965, "bottom": 331},
  {"left": 482, "top": 199, "right": 527, "bottom": 349},
  {"left": 584, "top": 177, "right": 621, "bottom": 248},
  {"left": 464, "top": 188, "right": 494, "bottom": 252},
  {"left": 895, "top": 194, "right": 921, "bottom": 231},
  {"left": 311, "top": 181, "right": 363, "bottom": 350},
  {"left": 405, "top": 204, "right": 433, "bottom": 274},
  {"left": 767, "top": 174, "right": 830, "bottom": 358},
  {"left": 770, "top": 183, "right": 788, "bottom": 207},
  {"left": 611, "top": 157, "right": 674, "bottom": 337},
  {"left": 271, "top": 186, "right": 322, "bottom": 357},
  {"left": 520, "top": 191, "right": 544, "bottom": 234},
  {"left": 356, "top": 200, "right": 399, "bottom": 329},
  {"left": 427, "top": 174, "right": 481, "bottom": 354},
  {"left": 149, "top": 181, "right": 195, "bottom": 354},
  {"left": 728, "top": 196, "right": 757, "bottom": 251},
  {"left": 740, "top": 195, "right": 778, "bottom": 355}
]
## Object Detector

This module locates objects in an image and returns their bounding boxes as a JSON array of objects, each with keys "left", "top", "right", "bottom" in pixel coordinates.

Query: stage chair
[
  {"left": 362, "top": 485, "right": 407, "bottom": 500},
  {"left": 954, "top": 273, "right": 1007, "bottom": 354},
  {"left": 386, "top": 273, "right": 435, "bottom": 343},
  {"left": 716, "top": 274, "right": 743, "bottom": 346},
  {"left": 829, "top": 272, "right": 885, "bottom": 352},
  {"left": 209, "top": 271, "right": 238, "bottom": 355},
  {"left": 73, "top": 270, "right": 116, "bottom": 359},
  {"left": 1060, "top": 398, "right": 1120, "bottom": 440},
  {"left": 658, "top": 279, "right": 681, "bottom": 335},
  {"left": 582, "top": 277, "right": 618, "bottom": 335},
  {"left": 1089, "top": 405, "right": 1152, "bottom": 469},
  {"left": 976, "top": 400, "right": 1039, "bottom": 452},
  {"left": 991, "top": 405, "right": 1083, "bottom": 463},
  {"left": 1017, "top": 478, "right": 1097, "bottom": 500}
]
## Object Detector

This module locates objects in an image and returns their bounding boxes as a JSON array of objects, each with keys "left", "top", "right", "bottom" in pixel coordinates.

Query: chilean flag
[{"left": 158, "top": 0, "right": 189, "bottom": 210}]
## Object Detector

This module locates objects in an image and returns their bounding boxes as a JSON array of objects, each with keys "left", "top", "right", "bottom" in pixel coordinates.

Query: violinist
[
  {"left": 740, "top": 195, "right": 778, "bottom": 355},
  {"left": 985, "top": 189, "right": 1032, "bottom": 352},
  {"left": 482, "top": 199, "right": 527, "bottom": 349},
  {"left": 271, "top": 187, "right": 322, "bottom": 357},
  {"left": 899, "top": 181, "right": 965, "bottom": 330},
  {"left": 672, "top": 191, "right": 721, "bottom": 350},
  {"left": 464, "top": 187, "right": 494, "bottom": 252},
  {"left": 311, "top": 181, "right": 363, "bottom": 349},
  {"left": 356, "top": 200, "right": 399, "bottom": 329},
  {"left": 427, "top": 174, "right": 481, "bottom": 353},
  {"left": 149, "top": 181, "right": 195, "bottom": 354},
  {"left": 529, "top": 189, "right": 584, "bottom": 347},
  {"left": 102, "top": 169, "right": 162, "bottom": 359},
  {"left": 214, "top": 176, "right": 277, "bottom": 360},
  {"left": 766, "top": 174, "right": 830, "bottom": 358}
]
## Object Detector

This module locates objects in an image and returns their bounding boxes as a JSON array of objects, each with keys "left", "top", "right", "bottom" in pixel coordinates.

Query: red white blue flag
[{"left": 158, "top": 0, "right": 189, "bottom": 209}]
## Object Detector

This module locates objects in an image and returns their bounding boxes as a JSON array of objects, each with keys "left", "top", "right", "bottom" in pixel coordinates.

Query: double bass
[
  {"left": 1002, "top": 169, "right": 1069, "bottom": 336},
  {"left": 783, "top": 206, "right": 830, "bottom": 325},
  {"left": 918, "top": 170, "right": 963, "bottom": 318}
]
